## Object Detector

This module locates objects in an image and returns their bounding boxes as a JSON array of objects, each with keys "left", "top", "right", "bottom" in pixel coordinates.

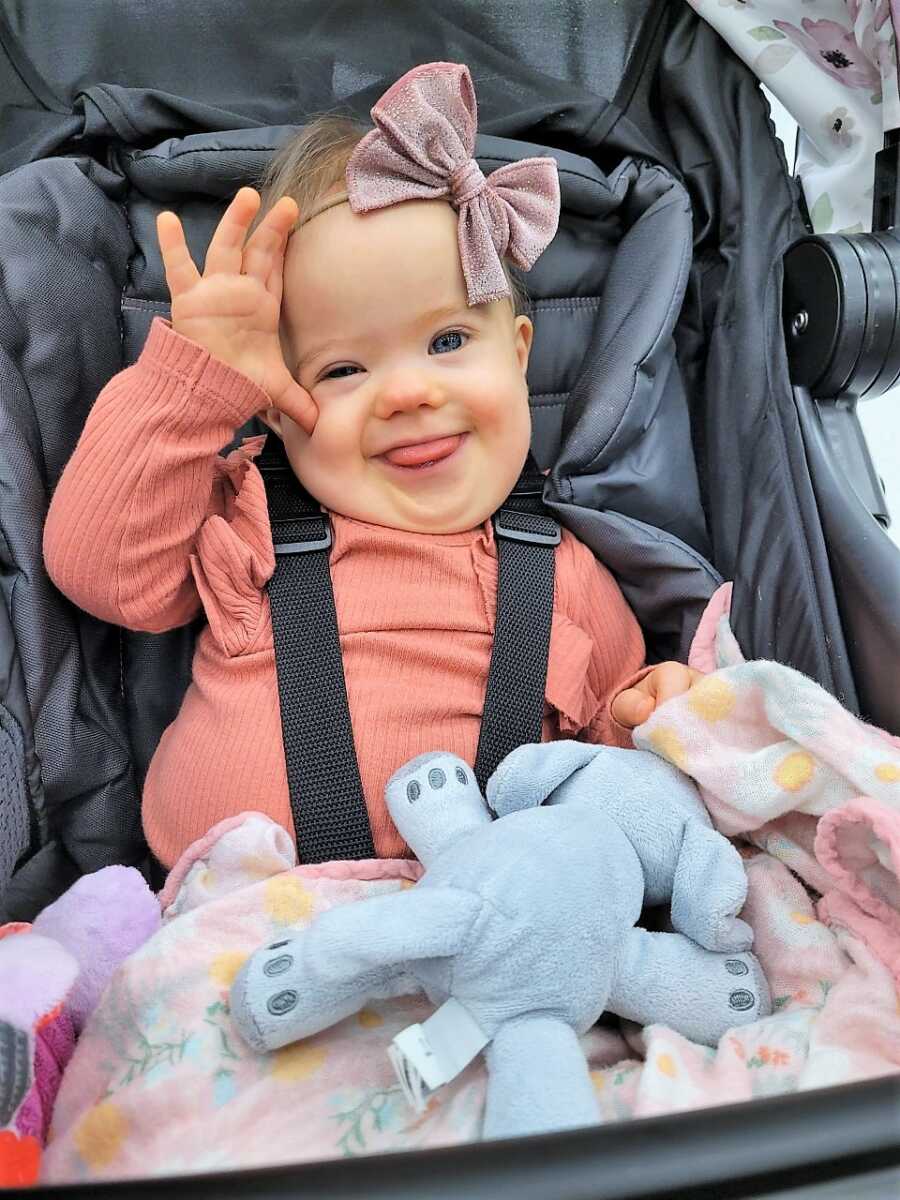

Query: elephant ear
[{"left": 485, "top": 742, "right": 603, "bottom": 816}]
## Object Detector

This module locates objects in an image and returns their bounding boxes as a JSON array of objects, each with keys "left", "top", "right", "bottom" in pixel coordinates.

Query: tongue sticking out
[{"left": 383, "top": 435, "right": 462, "bottom": 468}]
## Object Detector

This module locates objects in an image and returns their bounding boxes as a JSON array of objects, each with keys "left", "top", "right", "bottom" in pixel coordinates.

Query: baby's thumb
[
  {"left": 610, "top": 687, "right": 655, "bottom": 730},
  {"left": 274, "top": 376, "right": 318, "bottom": 436}
]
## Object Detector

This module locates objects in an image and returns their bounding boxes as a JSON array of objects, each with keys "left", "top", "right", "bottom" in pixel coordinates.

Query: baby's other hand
[{"left": 610, "top": 662, "right": 703, "bottom": 730}]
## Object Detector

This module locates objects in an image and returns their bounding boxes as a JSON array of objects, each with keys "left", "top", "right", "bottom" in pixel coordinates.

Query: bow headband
[{"left": 300, "top": 62, "right": 561, "bottom": 306}]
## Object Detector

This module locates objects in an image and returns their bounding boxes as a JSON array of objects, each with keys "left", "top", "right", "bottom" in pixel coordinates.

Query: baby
[{"left": 43, "top": 63, "right": 701, "bottom": 872}]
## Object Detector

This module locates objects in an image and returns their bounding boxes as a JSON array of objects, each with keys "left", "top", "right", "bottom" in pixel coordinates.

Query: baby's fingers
[
  {"left": 242, "top": 197, "right": 299, "bottom": 295},
  {"left": 610, "top": 687, "right": 655, "bottom": 730},
  {"left": 156, "top": 211, "right": 201, "bottom": 299},
  {"left": 648, "top": 663, "right": 703, "bottom": 707},
  {"left": 204, "top": 187, "right": 261, "bottom": 276},
  {"left": 271, "top": 368, "right": 318, "bottom": 437}
]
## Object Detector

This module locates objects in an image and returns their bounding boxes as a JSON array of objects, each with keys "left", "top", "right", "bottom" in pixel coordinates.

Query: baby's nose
[{"left": 373, "top": 370, "right": 444, "bottom": 419}]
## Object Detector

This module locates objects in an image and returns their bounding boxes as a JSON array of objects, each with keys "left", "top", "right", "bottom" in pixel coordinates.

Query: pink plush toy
[{"left": 0, "top": 866, "right": 160, "bottom": 1185}]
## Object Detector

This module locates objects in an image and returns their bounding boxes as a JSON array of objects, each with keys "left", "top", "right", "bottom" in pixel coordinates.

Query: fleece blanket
[{"left": 41, "top": 595, "right": 900, "bottom": 1180}]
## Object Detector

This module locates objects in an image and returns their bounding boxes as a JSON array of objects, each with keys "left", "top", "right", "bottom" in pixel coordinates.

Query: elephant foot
[
  {"left": 694, "top": 949, "right": 772, "bottom": 1043},
  {"left": 609, "top": 929, "right": 771, "bottom": 1048},
  {"left": 483, "top": 1016, "right": 600, "bottom": 1139},
  {"left": 670, "top": 826, "right": 753, "bottom": 953}
]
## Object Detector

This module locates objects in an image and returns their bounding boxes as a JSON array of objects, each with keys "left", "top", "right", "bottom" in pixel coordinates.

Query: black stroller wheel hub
[{"left": 784, "top": 232, "right": 900, "bottom": 400}]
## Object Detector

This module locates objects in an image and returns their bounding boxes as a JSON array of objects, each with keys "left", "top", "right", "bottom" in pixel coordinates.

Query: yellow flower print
[
  {"left": 648, "top": 727, "right": 688, "bottom": 771},
  {"left": 875, "top": 762, "right": 900, "bottom": 783},
  {"left": 271, "top": 1040, "right": 328, "bottom": 1082},
  {"left": 790, "top": 911, "right": 814, "bottom": 926},
  {"left": 773, "top": 752, "right": 815, "bottom": 792},
  {"left": 74, "top": 1101, "right": 128, "bottom": 1168},
  {"left": 656, "top": 1053, "right": 677, "bottom": 1078},
  {"left": 208, "top": 950, "right": 248, "bottom": 988},
  {"left": 265, "top": 875, "right": 313, "bottom": 925},
  {"left": 688, "top": 676, "right": 736, "bottom": 722}
]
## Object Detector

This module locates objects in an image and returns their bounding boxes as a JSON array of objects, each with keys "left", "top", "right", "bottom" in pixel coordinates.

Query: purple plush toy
[{"left": 0, "top": 866, "right": 160, "bottom": 1181}]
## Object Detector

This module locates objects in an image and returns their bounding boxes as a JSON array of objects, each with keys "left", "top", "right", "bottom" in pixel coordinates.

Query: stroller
[{"left": 1, "top": 0, "right": 899, "bottom": 1195}]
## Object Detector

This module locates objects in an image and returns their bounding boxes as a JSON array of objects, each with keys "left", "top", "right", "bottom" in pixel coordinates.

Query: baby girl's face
[{"left": 260, "top": 198, "right": 533, "bottom": 534}]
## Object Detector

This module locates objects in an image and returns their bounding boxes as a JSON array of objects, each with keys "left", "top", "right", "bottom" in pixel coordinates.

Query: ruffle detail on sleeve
[
  {"left": 544, "top": 612, "right": 601, "bottom": 735},
  {"left": 190, "top": 436, "right": 276, "bottom": 657}
]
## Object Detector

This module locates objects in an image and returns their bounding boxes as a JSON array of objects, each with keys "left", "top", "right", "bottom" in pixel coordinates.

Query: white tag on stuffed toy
[
  {"left": 388, "top": 999, "right": 489, "bottom": 1112},
  {"left": 387, "top": 1039, "right": 429, "bottom": 1112}
]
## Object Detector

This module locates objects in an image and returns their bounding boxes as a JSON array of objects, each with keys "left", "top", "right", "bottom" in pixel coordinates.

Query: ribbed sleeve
[
  {"left": 545, "top": 531, "right": 649, "bottom": 749},
  {"left": 43, "top": 317, "right": 271, "bottom": 632}
]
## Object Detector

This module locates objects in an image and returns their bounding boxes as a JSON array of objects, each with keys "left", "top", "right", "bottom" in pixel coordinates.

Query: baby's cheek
[
  {"left": 298, "top": 416, "right": 372, "bottom": 494},
  {"left": 485, "top": 396, "right": 531, "bottom": 491},
  {"left": 478, "top": 371, "right": 526, "bottom": 423},
  {"left": 497, "top": 386, "right": 533, "bottom": 448},
  {"left": 304, "top": 405, "right": 358, "bottom": 453}
]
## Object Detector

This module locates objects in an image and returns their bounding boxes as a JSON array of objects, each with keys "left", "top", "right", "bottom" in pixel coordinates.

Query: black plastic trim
[{"left": 23, "top": 1076, "right": 900, "bottom": 1200}]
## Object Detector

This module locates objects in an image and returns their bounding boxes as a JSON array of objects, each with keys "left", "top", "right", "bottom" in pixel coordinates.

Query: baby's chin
[
  {"left": 295, "top": 449, "right": 528, "bottom": 534},
  {"left": 336, "top": 495, "right": 497, "bottom": 535}
]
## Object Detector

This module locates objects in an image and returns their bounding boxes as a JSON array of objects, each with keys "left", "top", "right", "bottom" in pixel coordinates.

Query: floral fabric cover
[
  {"left": 686, "top": 0, "right": 899, "bottom": 232},
  {"left": 38, "top": 813, "right": 900, "bottom": 1181}
]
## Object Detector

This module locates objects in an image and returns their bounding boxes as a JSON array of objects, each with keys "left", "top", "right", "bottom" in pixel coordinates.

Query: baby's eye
[
  {"left": 430, "top": 330, "right": 467, "bottom": 355},
  {"left": 323, "top": 364, "right": 361, "bottom": 380}
]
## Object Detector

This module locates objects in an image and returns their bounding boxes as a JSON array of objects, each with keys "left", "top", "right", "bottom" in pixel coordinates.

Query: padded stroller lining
[
  {"left": 0, "top": 156, "right": 144, "bottom": 909},
  {"left": 0, "top": 645, "right": 30, "bottom": 889},
  {"left": 0, "top": 0, "right": 666, "bottom": 175}
]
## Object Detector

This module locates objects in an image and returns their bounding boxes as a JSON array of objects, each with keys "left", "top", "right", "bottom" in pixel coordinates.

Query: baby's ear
[
  {"left": 257, "top": 407, "right": 284, "bottom": 437},
  {"left": 514, "top": 315, "right": 533, "bottom": 375}
]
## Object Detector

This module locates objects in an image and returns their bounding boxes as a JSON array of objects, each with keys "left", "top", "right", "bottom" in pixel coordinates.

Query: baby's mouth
[{"left": 381, "top": 434, "right": 465, "bottom": 469}]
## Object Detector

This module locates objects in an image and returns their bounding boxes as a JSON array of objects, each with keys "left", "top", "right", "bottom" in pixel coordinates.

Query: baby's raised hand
[
  {"left": 611, "top": 662, "right": 704, "bottom": 730},
  {"left": 156, "top": 187, "right": 316, "bottom": 434}
]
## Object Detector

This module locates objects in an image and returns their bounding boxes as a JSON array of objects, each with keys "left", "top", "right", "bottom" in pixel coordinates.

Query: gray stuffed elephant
[
  {"left": 486, "top": 740, "right": 757, "bottom": 954},
  {"left": 230, "top": 745, "right": 770, "bottom": 1140}
]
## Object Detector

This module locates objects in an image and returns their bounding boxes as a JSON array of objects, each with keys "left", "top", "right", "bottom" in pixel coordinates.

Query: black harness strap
[
  {"left": 473, "top": 466, "right": 560, "bottom": 792},
  {"left": 259, "top": 435, "right": 375, "bottom": 863},
  {"left": 259, "top": 435, "right": 559, "bottom": 861}
]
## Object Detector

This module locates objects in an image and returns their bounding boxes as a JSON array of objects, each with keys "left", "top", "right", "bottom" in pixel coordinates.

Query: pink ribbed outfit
[{"left": 43, "top": 318, "right": 647, "bottom": 869}]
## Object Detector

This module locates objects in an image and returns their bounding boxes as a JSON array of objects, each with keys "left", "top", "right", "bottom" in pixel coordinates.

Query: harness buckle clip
[
  {"left": 493, "top": 509, "right": 561, "bottom": 547},
  {"left": 271, "top": 516, "right": 333, "bottom": 555}
]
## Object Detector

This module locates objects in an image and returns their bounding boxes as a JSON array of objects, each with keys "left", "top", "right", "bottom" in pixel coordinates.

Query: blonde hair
[{"left": 251, "top": 114, "right": 529, "bottom": 315}]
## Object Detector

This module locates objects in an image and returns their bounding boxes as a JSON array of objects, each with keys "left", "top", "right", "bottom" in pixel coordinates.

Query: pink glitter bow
[{"left": 345, "top": 62, "right": 561, "bottom": 306}]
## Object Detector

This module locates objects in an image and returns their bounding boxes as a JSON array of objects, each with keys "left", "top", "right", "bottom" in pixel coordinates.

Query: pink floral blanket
[{"left": 41, "top": 590, "right": 900, "bottom": 1181}]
